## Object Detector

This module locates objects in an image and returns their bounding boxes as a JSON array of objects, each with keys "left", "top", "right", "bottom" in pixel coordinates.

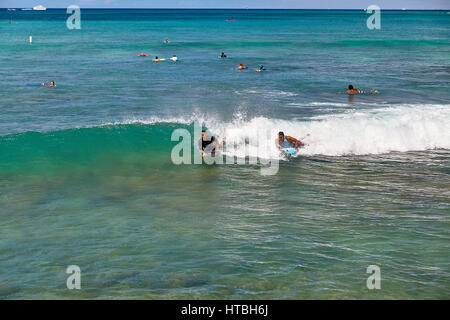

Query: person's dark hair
[
  {"left": 278, "top": 131, "right": 284, "bottom": 137},
  {"left": 202, "top": 129, "right": 206, "bottom": 133},
  {"left": 348, "top": 85, "right": 354, "bottom": 90}
]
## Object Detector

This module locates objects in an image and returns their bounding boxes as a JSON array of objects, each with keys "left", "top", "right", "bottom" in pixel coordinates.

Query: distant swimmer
[
  {"left": 237, "top": 63, "right": 248, "bottom": 70},
  {"left": 164, "top": 39, "right": 170, "bottom": 44},
  {"left": 137, "top": 53, "right": 148, "bottom": 57},
  {"left": 275, "top": 132, "right": 309, "bottom": 155},
  {"left": 153, "top": 56, "right": 166, "bottom": 62},
  {"left": 256, "top": 64, "right": 266, "bottom": 72},
  {"left": 27, "top": 80, "right": 55, "bottom": 87},
  {"left": 170, "top": 55, "right": 178, "bottom": 62},
  {"left": 226, "top": 16, "right": 235, "bottom": 21},
  {"left": 339, "top": 84, "right": 379, "bottom": 94},
  {"left": 345, "top": 84, "right": 359, "bottom": 94},
  {"left": 220, "top": 52, "right": 227, "bottom": 58},
  {"left": 198, "top": 130, "right": 225, "bottom": 157}
]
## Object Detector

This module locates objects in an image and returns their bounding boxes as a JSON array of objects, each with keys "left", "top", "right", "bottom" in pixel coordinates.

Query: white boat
[
  {"left": 21, "top": 8, "right": 32, "bottom": 11},
  {"left": 33, "top": 5, "right": 47, "bottom": 11},
  {"left": 8, "top": 8, "right": 17, "bottom": 11}
]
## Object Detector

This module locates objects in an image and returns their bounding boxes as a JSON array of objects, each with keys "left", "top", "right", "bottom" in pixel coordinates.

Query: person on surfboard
[
  {"left": 237, "top": 63, "right": 248, "bottom": 70},
  {"left": 199, "top": 130, "right": 225, "bottom": 157},
  {"left": 38, "top": 81, "right": 55, "bottom": 87},
  {"left": 275, "top": 132, "right": 309, "bottom": 155},
  {"left": 339, "top": 84, "right": 379, "bottom": 94}
]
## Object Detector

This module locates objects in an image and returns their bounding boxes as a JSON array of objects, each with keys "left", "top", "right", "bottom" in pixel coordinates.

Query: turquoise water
[{"left": 0, "top": 9, "right": 449, "bottom": 299}]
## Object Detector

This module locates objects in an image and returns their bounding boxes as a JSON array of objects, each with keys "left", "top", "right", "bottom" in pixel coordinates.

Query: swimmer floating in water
[
  {"left": 35, "top": 81, "right": 55, "bottom": 87},
  {"left": 170, "top": 55, "right": 178, "bottom": 62},
  {"left": 237, "top": 63, "right": 248, "bottom": 70},
  {"left": 164, "top": 39, "right": 170, "bottom": 44},
  {"left": 339, "top": 84, "right": 379, "bottom": 94},
  {"left": 256, "top": 65, "right": 266, "bottom": 72},
  {"left": 26, "top": 81, "right": 55, "bottom": 87},
  {"left": 220, "top": 52, "right": 227, "bottom": 58}
]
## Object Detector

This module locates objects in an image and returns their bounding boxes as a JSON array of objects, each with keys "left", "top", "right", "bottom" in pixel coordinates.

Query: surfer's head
[
  {"left": 348, "top": 84, "right": 354, "bottom": 90},
  {"left": 278, "top": 131, "right": 285, "bottom": 140},
  {"left": 201, "top": 129, "right": 207, "bottom": 138}
]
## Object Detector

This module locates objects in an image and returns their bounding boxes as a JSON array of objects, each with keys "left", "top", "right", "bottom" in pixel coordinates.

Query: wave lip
[
  {"left": 2, "top": 103, "right": 448, "bottom": 159},
  {"left": 82, "top": 103, "right": 450, "bottom": 158},
  {"left": 210, "top": 103, "right": 450, "bottom": 157}
]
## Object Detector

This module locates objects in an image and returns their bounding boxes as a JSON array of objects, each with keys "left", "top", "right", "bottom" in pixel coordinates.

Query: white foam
[
  {"left": 304, "top": 102, "right": 350, "bottom": 107},
  {"left": 234, "top": 89, "right": 298, "bottom": 97},
  {"left": 106, "top": 103, "right": 450, "bottom": 158},
  {"left": 208, "top": 103, "right": 450, "bottom": 157}
]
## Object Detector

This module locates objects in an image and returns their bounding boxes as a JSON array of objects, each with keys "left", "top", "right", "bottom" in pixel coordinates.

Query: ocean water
[{"left": 0, "top": 9, "right": 449, "bottom": 299}]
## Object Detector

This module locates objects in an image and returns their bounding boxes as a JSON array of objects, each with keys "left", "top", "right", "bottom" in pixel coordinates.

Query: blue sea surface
[{"left": 0, "top": 9, "right": 449, "bottom": 299}]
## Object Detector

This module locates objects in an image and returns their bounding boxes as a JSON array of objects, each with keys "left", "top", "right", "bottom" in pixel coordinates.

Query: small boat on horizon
[{"left": 33, "top": 5, "right": 47, "bottom": 11}]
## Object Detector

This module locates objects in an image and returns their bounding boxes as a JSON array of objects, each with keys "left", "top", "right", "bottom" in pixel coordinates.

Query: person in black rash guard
[
  {"left": 199, "top": 130, "right": 216, "bottom": 156},
  {"left": 199, "top": 130, "right": 222, "bottom": 156}
]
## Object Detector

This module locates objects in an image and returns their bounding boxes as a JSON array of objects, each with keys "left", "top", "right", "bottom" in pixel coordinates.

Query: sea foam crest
[
  {"left": 114, "top": 103, "right": 450, "bottom": 158},
  {"left": 207, "top": 103, "right": 450, "bottom": 157}
]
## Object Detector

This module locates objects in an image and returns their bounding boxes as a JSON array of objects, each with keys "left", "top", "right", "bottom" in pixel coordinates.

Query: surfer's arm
[
  {"left": 217, "top": 138, "right": 226, "bottom": 150},
  {"left": 287, "top": 136, "right": 300, "bottom": 150},
  {"left": 275, "top": 139, "right": 286, "bottom": 154},
  {"left": 275, "top": 139, "right": 281, "bottom": 150},
  {"left": 198, "top": 139, "right": 205, "bottom": 156}
]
